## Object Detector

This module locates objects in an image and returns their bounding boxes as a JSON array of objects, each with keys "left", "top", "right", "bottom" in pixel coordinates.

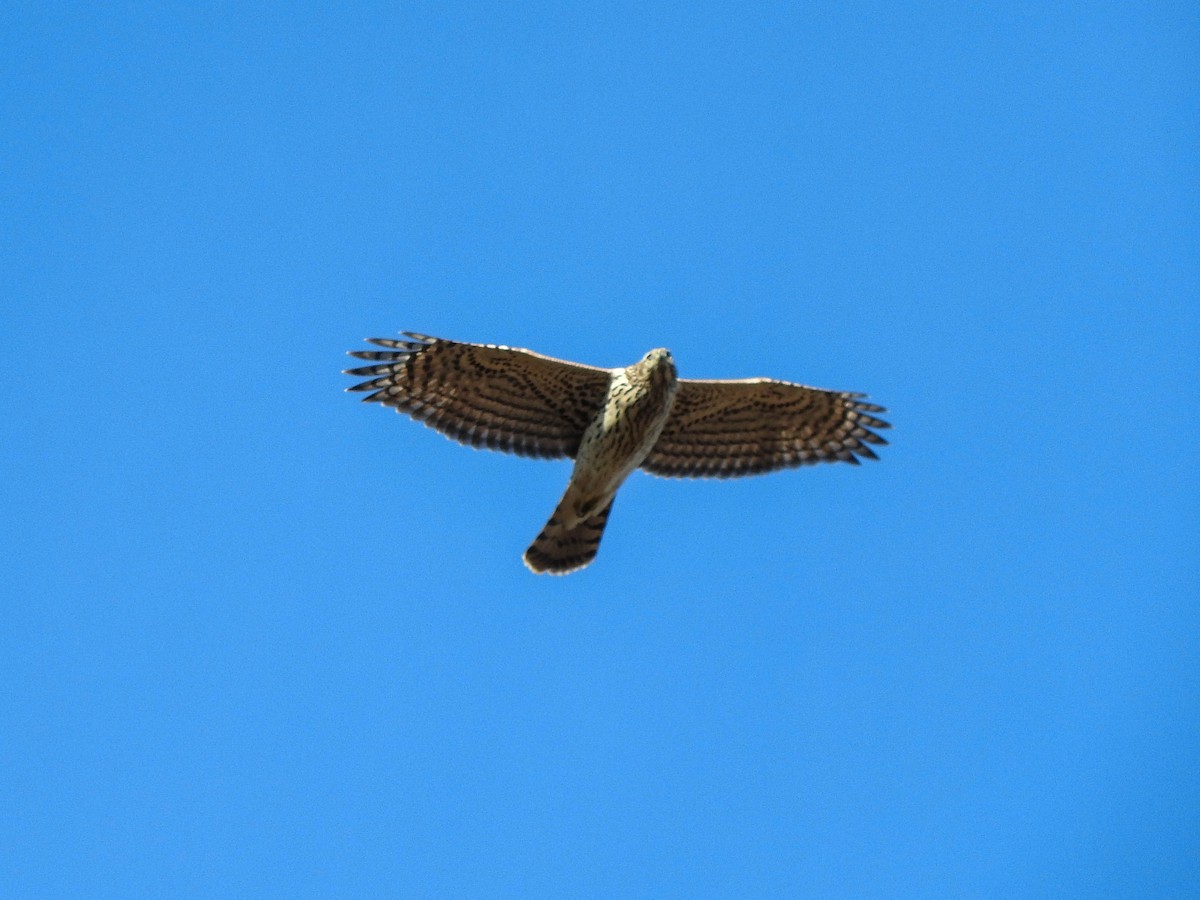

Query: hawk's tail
[{"left": 523, "top": 495, "right": 615, "bottom": 575}]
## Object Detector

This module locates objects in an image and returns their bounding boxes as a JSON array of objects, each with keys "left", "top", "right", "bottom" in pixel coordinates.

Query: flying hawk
[{"left": 345, "top": 332, "right": 889, "bottom": 574}]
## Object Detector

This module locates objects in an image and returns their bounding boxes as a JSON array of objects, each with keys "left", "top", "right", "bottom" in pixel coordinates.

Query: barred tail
[{"left": 523, "top": 494, "right": 615, "bottom": 575}]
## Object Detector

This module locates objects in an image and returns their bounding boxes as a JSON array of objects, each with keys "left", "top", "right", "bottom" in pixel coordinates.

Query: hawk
[{"left": 345, "top": 332, "right": 889, "bottom": 574}]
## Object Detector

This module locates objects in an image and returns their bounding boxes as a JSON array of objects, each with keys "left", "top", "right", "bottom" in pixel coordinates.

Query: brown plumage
[{"left": 345, "top": 332, "right": 889, "bottom": 574}]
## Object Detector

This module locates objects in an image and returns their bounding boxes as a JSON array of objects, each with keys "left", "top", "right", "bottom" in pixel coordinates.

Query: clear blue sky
[{"left": 3, "top": 3, "right": 1197, "bottom": 896}]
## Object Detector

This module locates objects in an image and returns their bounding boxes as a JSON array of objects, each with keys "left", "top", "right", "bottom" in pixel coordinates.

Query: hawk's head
[{"left": 638, "top": 347, "right": 677, "bottom": 389}]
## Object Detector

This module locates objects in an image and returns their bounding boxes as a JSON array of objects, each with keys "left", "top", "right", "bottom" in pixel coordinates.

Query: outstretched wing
[
  {"left": 345, "top": 333, "right": 612, "bottom": 459},
  {"left": 641, "top": 378, "right": 890, "bottom": 478}
]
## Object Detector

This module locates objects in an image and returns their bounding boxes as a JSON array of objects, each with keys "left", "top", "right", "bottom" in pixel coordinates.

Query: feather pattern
[
  {"left": 641, "top": 378, "right": 890, "bottom": 478},
  {"left": 345, "top": 333, "right": 612, "bottom": 459}
]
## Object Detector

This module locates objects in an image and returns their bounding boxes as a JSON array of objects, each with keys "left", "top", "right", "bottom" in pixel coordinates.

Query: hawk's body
[
  {"left": 525, "top": 348, "right": 678, "bottom": 572},
  {"left": 345, "top": 332, "right": 889, "bottom": 574}
]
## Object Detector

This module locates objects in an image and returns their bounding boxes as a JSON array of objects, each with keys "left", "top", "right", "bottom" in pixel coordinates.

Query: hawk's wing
[
  {"left": 345, "top": 333, "right": 612, "bottom": 459},
  {"left": 641, "top": 378, "right": 890, "bottom": 478}
]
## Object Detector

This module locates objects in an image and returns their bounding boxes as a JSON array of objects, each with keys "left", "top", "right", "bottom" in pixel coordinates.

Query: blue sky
[{"left": 3, "top": 2, "right": 1197, "bottom": 896}]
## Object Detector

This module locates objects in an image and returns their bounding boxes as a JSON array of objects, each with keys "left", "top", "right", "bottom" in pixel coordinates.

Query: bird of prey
[{"left": 344, "top": 332, "right": 889, "bottom": 574}]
